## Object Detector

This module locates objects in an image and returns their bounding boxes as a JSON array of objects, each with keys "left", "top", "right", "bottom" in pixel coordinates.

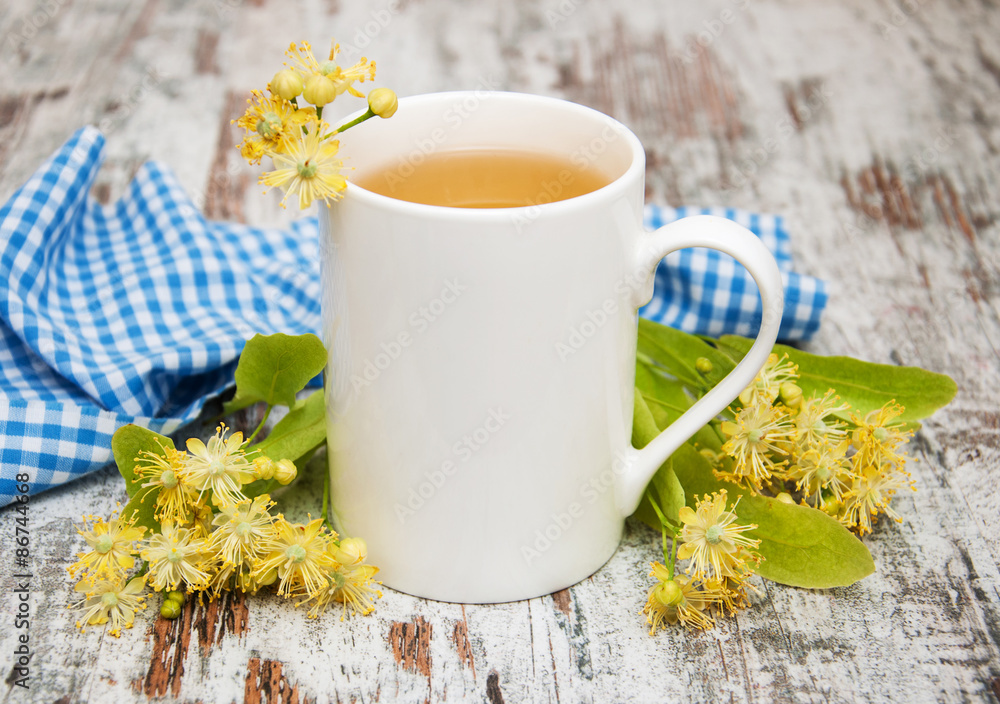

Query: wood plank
[{"left": 0, "top": 0, "right": 998, "bottom": 701}]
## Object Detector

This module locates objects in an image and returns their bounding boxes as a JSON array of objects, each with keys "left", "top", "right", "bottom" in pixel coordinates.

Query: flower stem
[
  {"left": 334, "top": 107, "right": 376, "bottom": 134},
  {"left": 246, "top": 405, "right": 272, "bottom": 445},
  {"left": 647, "top": 491, "right": 667, "bottom": 525}
]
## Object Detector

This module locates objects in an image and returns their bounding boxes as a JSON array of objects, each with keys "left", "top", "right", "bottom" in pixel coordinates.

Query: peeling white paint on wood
[{"left": 1, "top": 0, "right": 999, "bottom": 702}]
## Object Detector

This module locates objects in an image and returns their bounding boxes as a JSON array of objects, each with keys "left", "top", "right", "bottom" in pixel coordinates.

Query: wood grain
[
  {"left": 389, "top": 616, "right": 434, "bottom": 678},
  {"left": 0, "top": 0, "right": 999, "bottom": 702},
  {"left": 244, "top": 658, "right": 306, "bottom": 704}
]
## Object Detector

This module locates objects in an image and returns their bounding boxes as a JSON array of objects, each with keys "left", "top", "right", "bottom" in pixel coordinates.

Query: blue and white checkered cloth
[
  {"left": 0, "top": 127, "right": 826, "bottom": 506},
  {"left": 639, "top": 206, "right": 826, "bottom": 339}
]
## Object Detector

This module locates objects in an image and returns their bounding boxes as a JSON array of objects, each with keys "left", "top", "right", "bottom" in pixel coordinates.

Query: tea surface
[{"left": 352, "top": 149, "right": 610, "bottom": 208}]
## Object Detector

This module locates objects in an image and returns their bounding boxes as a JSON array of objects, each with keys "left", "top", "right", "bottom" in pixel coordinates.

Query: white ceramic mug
[{"left": 321, "top": 91, "right": 783, "bottom": 603}]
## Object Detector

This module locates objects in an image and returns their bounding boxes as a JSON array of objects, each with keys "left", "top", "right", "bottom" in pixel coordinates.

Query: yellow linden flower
[
  {"left": 786, "top": 440, "right": 854, "bottom": 506},
  {"left": 71, "top": 575, "right": 147, "bottom": 636},
  {"left": 187, "top": 501, "right": 215, "bottom": 538},
  {"left": 677, "top": 490, "right": 761, "bottom": 580},
  {"left": 706, "top": 575, "right": 758, "bottom": 616},
  {"left": 286, "top": 40, "right": 376, "bottom": 100},
  {"left": 206, "top": 495, "right": 276, "bottom": 594},
  {"left": 300, "top": 536, "right": 382, "bottom": 619},
  {"left": 260, "top": 120, "right": 347, "bottom": 209},
  {"left": 793, "top": 390, "right": 850, "bottom": 452},
  {"left": 284, "top": 40, "right": 324, "bottom": 76},
  {"left": 850, "top": 401, "right": 912, "bottom": 473},
  {"left": 133, "top": 446, "right": 197, "bottom": 524},
  {"left": 708, "top": 578, "right": 742, "bottom": 616},
  {"left": 141, "top": 521, "right": 210, "bottom": 593},
  {"left": 209, "top": 494, "right": 276, "bottom": 566},
  {"left": 739, "top": 353, "right": 798, "bottom": 406},
  {"left": 841, "top": 465, "right": 914, "bottom": 535},
  {"left": 254, "top": 516, "right": 335, "bottom": 597},
  {"left": 641, "top": 563, "right": 719, "bottom": 634},
  {"left": 325, "top": 59, "right": 376, "bottom": 99},
  {"left": 303, "top": 562, "right": 382, "bottom": 620},
  {"left": 234, "top": 89, "right": 312, "bottom": 164},
  {"left": 182, "top": 424, "right": 255, "bottom": 508},
  {"left": 68, "top": 507, "right": 145, "bottom": 580},
  {"left": 720, "top": 399, "right": 796, "bottom": 490}
]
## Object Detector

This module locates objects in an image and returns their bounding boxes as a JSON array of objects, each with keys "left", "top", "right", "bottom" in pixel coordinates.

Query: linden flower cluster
[
  {"left": 643, "top": 490, "right": 762, "bottom": 633},
  {"left": 234, "top": 39, "right": 398, "bottom": 209},
  {"left": 68, "top": 424, "right": 381, "bottom": 636},
  {"left": 713, "top": 354, "right": 915, "bottom": 535}
]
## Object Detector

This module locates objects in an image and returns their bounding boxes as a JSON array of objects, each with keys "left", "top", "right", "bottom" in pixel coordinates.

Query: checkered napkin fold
[{"left": 0, "top": 127, "right": 827, "bottom": 506}]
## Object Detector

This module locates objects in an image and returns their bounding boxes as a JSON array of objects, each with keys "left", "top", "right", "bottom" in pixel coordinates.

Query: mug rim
[{"left": 338, "top": 90, "right": 645, "bottom": 221}]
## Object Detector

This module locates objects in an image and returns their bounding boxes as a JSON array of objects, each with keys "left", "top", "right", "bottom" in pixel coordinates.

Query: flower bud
[
  {"left": 236, "top": 570, "right": 254, "bottom": 593},
  {"left": 332, "top": 537, "right": 368, "bottom": 566},
  {"left": 695, "top": 357, "right": 713, "bottom": 375},
  {"left": 274, "top": 458, "right": 297, "bottom": 485},
  {"left": 654, "top": 579, "right": 684, "bottom": 607},
  {"left": 775, "top": 492, "right": 795, "bottom": 505},
  {"left": 256, "top": 567, "right": 278, "bottom": 587},
  {"left": 253, "top": 456, "right": 276, "bottom": 481},
  {"left": 160, "top": 599, "right": 181, "bottom": 619},
  {"left": 778, "top": 382, "right": 803, "bottom": 409},
  {"left": 699, "top": 448, "right": 722, "bottom": 468},
  {"left": 367, "top": 88, "right": 398, "bottom": 118},
  {"left": 270, "top": 69, "right": 303, "bottom": 100},
  {"left": 303, "top": 75, "right": 338, "bottom": 107}
]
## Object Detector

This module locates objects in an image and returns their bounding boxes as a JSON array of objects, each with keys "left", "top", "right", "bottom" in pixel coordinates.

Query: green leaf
[
  {"left": 631, "top": 392, "right": 686, "bottom": 528},
  {"left": 121, "top": 485, "right": 161, "bottom": 535},
  {"left": 737, "top": 494, "right": 875, "bottom": 588},
  {"left": 655, "top": 464, "right": 685, "bottom": 525},
  {"left": 631, "top": 387, "right": 661, "bottom": 450},
  {"left": 638, "top": 318, "right": 736, "bottom": 388},
  {"left": 670, "top": 444, "right": 874, "bottom": 588},
  {"left": 709, "top": 335, "right": 751, "bottom": 364},
  {"left": 636, "top": 328, "right": 698, "bottom": 388},
  {"left": 111, "top": 425, "right": 175, "bottom": 498},
  {"left": 250, "top": 389, "right": 327, "bottom": 463},
  {"left": 223, "top": 333, "right": 327, "bottom": 414},
  {"left": 635, "top": 363, "right": 723, "bottom": 452},
  {"left": 717, "top": 335, "right": 957, "bottom": 423}
]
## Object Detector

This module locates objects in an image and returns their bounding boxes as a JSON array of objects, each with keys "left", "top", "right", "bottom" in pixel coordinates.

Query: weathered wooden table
[{"left": 2, "top": 0, "right": 999, "bottom": 701}]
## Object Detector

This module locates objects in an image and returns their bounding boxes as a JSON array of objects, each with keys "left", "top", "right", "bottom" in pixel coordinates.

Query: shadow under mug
[{"left": 320, "top": 91, "right": 784, "bottom": 603}]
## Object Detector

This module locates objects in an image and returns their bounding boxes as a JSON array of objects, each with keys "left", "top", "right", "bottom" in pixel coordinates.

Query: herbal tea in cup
[{"left": 353, "top": 149, "right": 611, "bottom": 208}]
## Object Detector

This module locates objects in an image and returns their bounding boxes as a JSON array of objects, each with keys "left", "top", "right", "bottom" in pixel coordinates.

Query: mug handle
[{"left": 615, "top": 215, "right": 785, "bottom": 516}]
